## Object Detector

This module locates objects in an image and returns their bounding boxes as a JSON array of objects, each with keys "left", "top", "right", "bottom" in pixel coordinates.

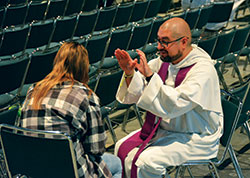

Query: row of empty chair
[
  {"left": 0, "top": 0, "right": 100, "bottom": 28},
  {"left": 0, "top": 0, "right": 164, "bottom": 29},
  {"left": 0, "top": 0, "right": 165, "bottom": 58}
]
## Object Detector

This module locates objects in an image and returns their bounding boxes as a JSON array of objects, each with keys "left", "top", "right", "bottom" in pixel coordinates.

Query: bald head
[{"left": 159, "top": 17, "right": 192, "bottom": 45}]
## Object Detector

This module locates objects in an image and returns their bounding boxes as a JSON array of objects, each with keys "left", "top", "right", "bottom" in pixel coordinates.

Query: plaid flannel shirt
[{"left": 20, "top": 81, "right": 112, "bottom": 178}]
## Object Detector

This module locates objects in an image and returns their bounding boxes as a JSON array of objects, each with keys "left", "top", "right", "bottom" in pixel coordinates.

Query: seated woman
[{"left": 20, "top": 42, "right": 122, "bottom": 178}]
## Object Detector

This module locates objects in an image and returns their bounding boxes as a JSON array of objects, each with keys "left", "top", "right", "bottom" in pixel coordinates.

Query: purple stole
[{"left": 117, "top": 62, "right": 195, "bottom": 178}]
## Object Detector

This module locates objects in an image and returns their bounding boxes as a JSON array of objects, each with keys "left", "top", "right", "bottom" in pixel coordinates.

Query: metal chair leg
[
  {"left": 186, "top": 166, "right": 194, "bottom": 178},
  {"left": 228, "top": 144, "right": 244, "bottom": 178},
  {"left": 208, "top": 162, "right": 220, "bottom": 178},
  {"left": 104, "top": 116, "right": 117, "bottom": 144},
  {"left": 243, "top": 121, "right": 250, "bottom": 142},
  {"left": 175, "top": 166, "right": 186, "bottom": 178},
  {"left": 133, "top": 105, "right": 144, "bottom": 127},
  {"left": 121, "top": 108, "right": 130, "bottom": 133}
]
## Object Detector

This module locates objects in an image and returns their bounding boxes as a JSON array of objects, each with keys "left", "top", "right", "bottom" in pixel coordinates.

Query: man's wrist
[
  {"left": 146, "top": 73, "right": 153, "bottom": 83},
  {"left": 124, "top": 72, "right": 134, "bottom": 79}
]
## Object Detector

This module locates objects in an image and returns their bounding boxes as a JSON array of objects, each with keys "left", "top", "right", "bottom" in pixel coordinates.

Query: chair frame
[
  {"left": 0, "top": 124, "right": 79, "bottom": 178},
  {"left": 174, "top": 90, "right": 244, "bottom": 178}
]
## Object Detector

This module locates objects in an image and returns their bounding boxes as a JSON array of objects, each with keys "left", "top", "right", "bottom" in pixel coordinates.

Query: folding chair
[
  {"left": 206, "top": 1, "right": 234, "bottom": 31},
  {"left": 44, "top": 0, "right": 67, "bottom": 20},
  {"left": 0, "top": 106, "right": 19, "bottom": 126},
  {"left": 50, "top": 15, "right": 77, "bottom": 43},
  {"left": 211, "top": 28, "right": 236, "bottom": 90},
  {"left": 197, "top": 33, "right": 218, "bottom": 57},
  {"left": 192, "top": 4, "right": 213, "bottom": 39},
  {"left": 127, "top": 20, "right": 153, "bottom": 58},
  {"left": 127, "top": 20, "right": 153, "bottom": 50},
  {"left": 25, "top": 19, "right": 55, "bottom": 50},
  {"left": 2, "top": 3, "right": 28, "bottom": 28},
  {"left": 0, "top": 54, "right": 30, "bottom": 111},
  {"left": 112, "top": 2, "right": 134, "bottom": 28},
  {"left": 82, "top": 0, "right": 99, "bottom": 12},
  {"left": 168, "top": 8, "right": 186, "bottom": 19},
  {"left": 174, "top": 90, "right": 244, "bottom": 178},
  {"left": 73, "top": 10, "right": 98, "bottom": 38},
  {"left": 12, "top": 47, "right": 59, "bottom": 102},
  {"left": 90, "top": 69, "right": 143, "bottom": 144},
  {"left": 84, "top": 32, "right": 110, "bottom": 67},
  {"left": 93, "top": 5, "right": 117, "bottom": 33},
  {"left": 25, "top": 0, "right": 48, "bottom": 24},
  {"left": 240, "top": 31, "right": 250, "bottom": 71},
  {"left": 222, "top": 24, "right": 250, "bottom": 87},
  {"left": 64, "top": 0, "right": 85, "bottom": 16},
  {"left": 229, "top": 78, "right": 250, "bottom": 138},
  {"left": 93, "top": 24, "right": 133, "bottom": 71},
  {"left": 185, "top": 7, "right": 200, "bottom": 31},
  {"left": 144, "top": 0, "right": 163, "bottom": 19},
  {"left": 8, "top": 0, "right": 27, "bottom": 5},
  {"left": 158, "top": 0, "right": 172, "bottom": 13},
  {"left": 0, "top": 124, "right": 79, "bottom": 178},
  {"left": 0, "top": 7, "right": 6, "bottom": 29},
  {"left": 0, "top": 24, "right": 30, "bottom": 57},
  {"left": 129, "top": 0, "right": 149, "bottom": 23}
]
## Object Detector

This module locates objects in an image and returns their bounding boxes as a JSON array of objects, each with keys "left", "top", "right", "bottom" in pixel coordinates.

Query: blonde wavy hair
[{"left": 31, "top": 42, "right": 90, "bottom": 109}]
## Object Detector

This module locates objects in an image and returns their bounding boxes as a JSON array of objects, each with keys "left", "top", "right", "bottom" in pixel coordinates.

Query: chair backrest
[
  {"left": 24, "top": 47, "right": 58, "bottom": 85},
  {"left": 207, "top": 1, "right": 233, "bottom": 24},
  {"left": 51, "top": 15, "right": 77, "bottom": 43},
  {"left": 185, "top": 7, "right": 200, "bottom": 30},
  {"left": 230, "top": 79, "right": 250, "bottom": 119},
  {"left": 64, "top": 0, "right": 84, "bottom": 16},
  {"left": 44, "top": 0, "right": 67, "bottom": 20},
  {"left": 229, "top": 24, "right": 250, "bottom": 54},
  {"left": 195, "top": 4, "right": 213, "bottom": 30},
  {"left": 127, "top": 20, "right": 152, "bottom": 50},
  {"left": 197, "top": 33, "right": 218, "bottom": 56},
  {"left": 220, "top": 91, "right": 242, "bottom": 151},
  {"left": 147, "top": 15, "right": 168, "bottom": 43},
  {"left": 26, "top": 19, "right": 55, "bottom": 49},
  {"left": 0, "top": 106, "right": 19, "bottom": 125},
  {"left": 212, "top": 28, "right": 236, "bottom": 60},
  {"left": 0, "top": 54, "right": 30, "bottom": 95},
  {"left": 106, "top": 25, "right": 133, "bottom": 57},
  {"left": 168, "top": 9, "right": 186, "bottom": 19},
  {"left": 2, "top": 4, "right": 28, "bottom": 28},
  {"left": 0, "top": 25, "right": 30, "bottom": 56},
  {"left": 113, "top": 2, "right": 134, "bottom": 28},
  {"left": 95, "top": 69, "right": 123, "bottom": 106},
  {"left": 159, "top": 0, "right": 172, "bottom": 13},
  {"left": 8, "top": 0, "right": 27, "bottom": 5},
  {"left": 0, "top": 124, "right": 79, "bottom": 178},
  {"left": 73, "top": 10, "right": 98, "bottom": 38},
  {"left": 0, "top": 7, "right": 6, "bottom": 29},
  {"left": 85, "top": 32, "right": 110, "bottom": 64},
  {"left": 129, "top": 0, "right": 149, "bottom": 23},
  {"left": 25, "top": 1, "right": 48, "bottom": 24},
  {"left": 144, "top": 0, "right": 163, "bottom": 19},
  {"left": 94, "top": 5, "right": 117, "bottom": 32},
  {"left": 82, "top": 0, "right": 99, "bottom": 12},
  {"left": 220, "top": 90, "right": 242, "bottom": 160}
]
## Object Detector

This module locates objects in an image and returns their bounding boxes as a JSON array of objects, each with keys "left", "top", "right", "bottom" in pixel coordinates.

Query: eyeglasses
[{"left": 156, "top": 36, "right": 187, "bottom": 47}]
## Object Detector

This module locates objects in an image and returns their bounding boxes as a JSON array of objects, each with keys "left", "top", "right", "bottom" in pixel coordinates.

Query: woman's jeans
[{"left": 102, "top": 153, "right": 122, "bottom": 178}]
